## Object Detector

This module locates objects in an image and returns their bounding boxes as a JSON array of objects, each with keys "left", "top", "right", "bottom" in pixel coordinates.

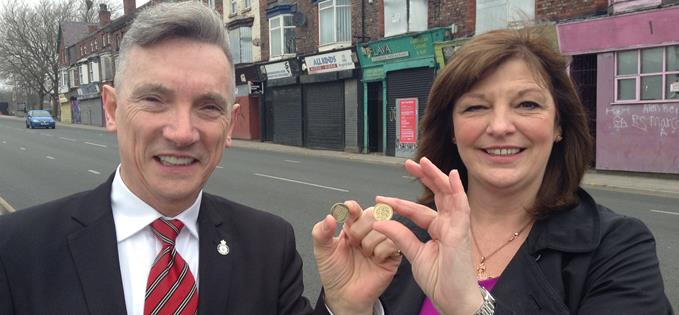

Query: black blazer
[
  {"left": 0, "top": 175, "right": 314, "bottom": 315},
  {"left": 379, "top": 189, "right": 673, "bottom": 314}
]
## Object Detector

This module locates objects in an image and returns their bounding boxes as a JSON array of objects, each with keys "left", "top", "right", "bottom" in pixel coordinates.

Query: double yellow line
[{"left": 0, "top": 195, "right": 16, "bottom": 215}]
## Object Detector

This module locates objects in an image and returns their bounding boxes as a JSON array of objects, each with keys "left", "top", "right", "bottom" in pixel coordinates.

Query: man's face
[{"left": 102, "top": 38, "right": 238, "bottom": 215}]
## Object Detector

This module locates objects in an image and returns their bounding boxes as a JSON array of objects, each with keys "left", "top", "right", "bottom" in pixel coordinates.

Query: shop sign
[
  {"left": 357, "top": 28, "right": 451, "bottom": 68},
  {"left": 670, "top": 81, "right": 679, "bottom": 93},
  {"left": 249, "top": 81, "right": 263, "bottom": 95},
  {"left": 396, "top": 98, "right": 418, "bottom": 158},
  {"left": 304, "top": 50, "right": 355, "bottom": 75},
  {"left": 264, "top": 61, "right": 292, "bottom": 80}
]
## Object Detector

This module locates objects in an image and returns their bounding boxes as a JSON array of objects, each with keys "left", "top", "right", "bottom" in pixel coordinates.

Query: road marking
[
  {"left": 284, "top": 160, "right": 301, "bottom": 163},
  {"left": 84, "top": 141, "right": 107, "bottom": 148},
  {"left": 59, "top": 137, "right": 76, "bottom": 142},
  {"left": 46, "top": 156, "right": 55, "bottom": 160},
  {"left": 254, "top": 173, "right": 349, "bottom": 192},
  {"left": 40, "top": 133, "right": 53, "bottom": 137},
  {"left": 650, "top": 209, "right": 679, "bottom": 216},
  {"left": 88, "top": 170, "right": 101, "bottom": 175},
  {"left": 216, "top": 166, "right": 224, "bottom": 169},
  {"left": 20, "top": 147, "right": 26, "bottom": 151},
  {"left": 1, "top": 140, "right": 6, "bottom": 144},
  {"left": 402, "top": 176, "right": 416, "bottom": 180},
  {"left": 0, "top": 195, "right": 16, "bottom": 214}
]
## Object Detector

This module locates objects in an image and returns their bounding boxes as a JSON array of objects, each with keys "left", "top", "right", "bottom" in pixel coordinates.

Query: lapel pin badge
[{"left": 217, "top": 240, "right": 230, "bottom": 256}]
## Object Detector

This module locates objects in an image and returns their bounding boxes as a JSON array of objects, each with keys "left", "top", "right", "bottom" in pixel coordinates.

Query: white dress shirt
[{"left": 110, "top": 166, "right": 201, "bottom": 315}]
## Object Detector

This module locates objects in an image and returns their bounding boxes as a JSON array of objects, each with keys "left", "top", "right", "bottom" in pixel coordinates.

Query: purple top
[{"left": 418, "top": 278, "right": 498, "bottom": 315}]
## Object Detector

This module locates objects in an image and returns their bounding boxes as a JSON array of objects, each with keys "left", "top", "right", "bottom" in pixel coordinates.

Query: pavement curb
[{"left": 0, "top": 195, "right": 16, "bottom": 215}]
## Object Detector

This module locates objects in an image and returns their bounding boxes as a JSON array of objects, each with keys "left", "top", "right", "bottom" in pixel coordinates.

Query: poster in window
[{"left": 396, "top": 98, "right": 418, "bottom": 158}]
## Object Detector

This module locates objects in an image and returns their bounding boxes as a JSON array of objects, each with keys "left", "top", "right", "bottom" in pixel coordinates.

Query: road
[{"left": 1, "top": 118, "right": 677, "bottom": 310}]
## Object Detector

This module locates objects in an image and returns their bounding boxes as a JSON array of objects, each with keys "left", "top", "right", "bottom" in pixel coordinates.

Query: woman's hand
[
  {"left": 312, "top": 201, "right": 401, "bottom": 315},
  {"left": 374, "top": 158, "right": 483, "bottom": 315}
]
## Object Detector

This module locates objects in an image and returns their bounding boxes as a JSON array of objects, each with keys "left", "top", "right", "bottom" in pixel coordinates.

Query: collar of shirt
[{"left": 110, "top": 165, "right": 200, "bottom": 242}]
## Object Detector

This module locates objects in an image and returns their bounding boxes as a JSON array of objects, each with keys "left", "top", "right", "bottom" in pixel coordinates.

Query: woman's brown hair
[{"left": 416, "top": 28, "right": 593, "bottom": 217}]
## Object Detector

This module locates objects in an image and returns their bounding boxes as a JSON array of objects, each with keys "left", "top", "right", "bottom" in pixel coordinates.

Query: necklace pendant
[{"left": 477, "top": 261, "right": 487, "bottom": 280}]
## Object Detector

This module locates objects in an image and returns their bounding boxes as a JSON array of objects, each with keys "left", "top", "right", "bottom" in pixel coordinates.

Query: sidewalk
[{"left": 1, "top": 115, "right": 678, "bottom": 215}]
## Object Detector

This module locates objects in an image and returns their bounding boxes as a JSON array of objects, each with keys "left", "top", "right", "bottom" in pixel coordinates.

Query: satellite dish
[{"left": 292, "top": 12, "right": 306, "bottom": 27}]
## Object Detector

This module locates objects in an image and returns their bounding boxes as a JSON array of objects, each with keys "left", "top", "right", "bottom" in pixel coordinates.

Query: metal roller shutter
[
  {"left": 303, "top": 81, "right": 344, "bottom": 150},
  {"left": 386, "top": 67, "right": 435, "bottom": 156},
  {"left": 272, "top": 85, "right": 303, "bottom": 146},
  {"left": 263, "top": 86, "right": 274, "bottom": 141}
]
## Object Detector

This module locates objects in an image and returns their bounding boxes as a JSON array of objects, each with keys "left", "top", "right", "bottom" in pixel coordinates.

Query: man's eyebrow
[{"left": 130, "top": 83, "right": 173, "bottom": 98}]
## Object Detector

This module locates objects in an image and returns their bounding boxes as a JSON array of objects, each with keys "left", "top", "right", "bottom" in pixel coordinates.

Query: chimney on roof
[
  {"left": 124, "top": 0, "right": 136, "bottom": 16},
  {"left": 99, "top": 4, "right": 111, "bottom": 27}
]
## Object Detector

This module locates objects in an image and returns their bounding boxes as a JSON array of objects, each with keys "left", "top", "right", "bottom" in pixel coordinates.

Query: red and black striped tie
[{"left": 144, "top": 218, "right": 198, "bottom": 315}]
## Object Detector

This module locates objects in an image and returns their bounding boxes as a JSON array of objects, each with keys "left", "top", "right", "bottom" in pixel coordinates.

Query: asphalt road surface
[{"left": 1, "top": 118, "right": 676, "bottom": 310}]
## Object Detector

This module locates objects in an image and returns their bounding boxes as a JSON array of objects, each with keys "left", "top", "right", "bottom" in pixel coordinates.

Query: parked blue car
[{"left": 25, "top": 110, "right": 56, "bottom": 129}]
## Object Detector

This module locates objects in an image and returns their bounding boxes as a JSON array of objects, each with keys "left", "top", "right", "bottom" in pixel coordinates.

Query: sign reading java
[{"left": 600, "top": 103, "right": 679, "bottom": 173}]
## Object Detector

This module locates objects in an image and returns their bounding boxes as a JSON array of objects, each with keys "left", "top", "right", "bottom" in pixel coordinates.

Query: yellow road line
[{"left": 0, "top": 195, "right": 16, "bottom": 214}]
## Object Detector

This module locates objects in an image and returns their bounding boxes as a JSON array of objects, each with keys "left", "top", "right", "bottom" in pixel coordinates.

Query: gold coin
[
  {"left": 330, "top": 203, "right": 350, "bottom": 224},
  {"left": 373, "top": 203, "right": 393, "bottom": 221}
]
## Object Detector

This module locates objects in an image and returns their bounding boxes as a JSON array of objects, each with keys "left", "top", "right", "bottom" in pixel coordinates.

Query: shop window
[
  {"left": 615, "top": 45, "right": 679, "bottom": 102},
  {"left": 229, "top": 27, "right": 253, "bottom": 64},
  {"left": 384, "top": 0, "right": 428, "bottom": 37},
  {"left": 476, "top": 0, "right": 535, "bottom": 34},
  {"left": 318, "top": 0, "right": 351, "bottom": 47},
  {"left": 269, "top": 15, "right": 295, "bottom": 59}
]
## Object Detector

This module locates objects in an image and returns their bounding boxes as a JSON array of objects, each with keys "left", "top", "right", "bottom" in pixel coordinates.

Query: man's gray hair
[{"left": 115, "top": 1, "right": 233, "bottom": 85}]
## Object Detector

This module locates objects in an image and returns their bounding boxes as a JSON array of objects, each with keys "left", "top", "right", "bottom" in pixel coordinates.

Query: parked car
[{"left": 25, "top": 110, "right": 56, "bottom": 129}]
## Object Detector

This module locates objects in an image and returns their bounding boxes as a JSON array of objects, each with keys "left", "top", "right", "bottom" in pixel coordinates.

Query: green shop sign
[{"left": 357, "top": 28, "right": 452, "bottom": 68}]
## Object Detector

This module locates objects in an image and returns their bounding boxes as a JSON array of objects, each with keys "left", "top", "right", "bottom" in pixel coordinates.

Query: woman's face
[{"left": 452, "top": 58, "right": 561, "bottom": 194}]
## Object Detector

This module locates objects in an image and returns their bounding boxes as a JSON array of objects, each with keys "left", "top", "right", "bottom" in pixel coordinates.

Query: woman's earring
[
  {"left": 452, "top": 137, "right": 456, "bottom": 144},
  {"left": 555, "top": 135, "right": 562, "bottom": 143}
]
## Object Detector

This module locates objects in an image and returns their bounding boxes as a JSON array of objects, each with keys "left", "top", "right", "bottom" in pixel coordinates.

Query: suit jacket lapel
[
  {"left": 197, "top": 195, "right": 235, "bottom": 315},
  {"left": 67, "top": 175, "right": 127, "bottom": 314}
]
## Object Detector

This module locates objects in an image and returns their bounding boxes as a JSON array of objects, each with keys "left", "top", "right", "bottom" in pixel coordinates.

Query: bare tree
[{"left": 0, "top": 0, "right": 77, "bottom": 116}]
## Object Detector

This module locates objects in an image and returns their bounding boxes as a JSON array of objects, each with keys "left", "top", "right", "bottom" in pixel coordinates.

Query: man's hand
[{"left": 312, "top": 201, "right": 401, "bottom": 315}]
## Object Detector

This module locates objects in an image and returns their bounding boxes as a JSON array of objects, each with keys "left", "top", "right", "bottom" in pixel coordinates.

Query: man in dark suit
[{"left": 0, "top": 2, "right": 313, "bottom": 314}]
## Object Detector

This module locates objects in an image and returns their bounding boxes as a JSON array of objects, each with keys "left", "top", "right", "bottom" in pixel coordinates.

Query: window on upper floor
[
  {"left": 229, "top": 27, "right": 253, "bottom": 64},
  {"left": 79, "top": 63, "right": 89, "bottom": 85},
  {"left": 207, "top": 0, "right": 215, "bottom": 9},
  {"left": 318, "top": 0, "right": 351, "bottom": 47},
  {"left": 59, "top": 70, "right": 69, "bottom": 90},
  {"left": 384, "top": 0, "right": 428, "bottom": 37},
  {"left": 230, "top": 0, "right": 237, "bottom": 14},
  {"left": 269, "top": 15, "right": 296, "bottom": 59},
  {"left": 476, "top": 0, "right": 535, "bottom": 34},
  {"left": 616, "top": 45, "right": 679, "bottom": 102},
  {"left": 244, "top": 0, "right": 251, "bottom": 9}
]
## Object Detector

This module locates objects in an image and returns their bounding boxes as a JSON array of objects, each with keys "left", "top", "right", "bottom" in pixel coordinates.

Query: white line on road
[
  {"left": 88, "top": 170, "right": 101, "bottom": 175},
  {"left": 84, "top": 141, "right": 107, "bottom": 148},
  {"left": 284, "top": 160, "right": 301, "bottom": 163},
  {"left": 19, "top": 147, "right": 26, "bottom": 151},
  {"left": 402, "top": 176, "right": 416, "bottom": 180},
  {"left": 46, "top": 156, "right": 55, "bottom": 160},
  {"left": 0, "top": 195, "right": 16, "bottom": 214},
  {"left": 40, "top": 133, "right": 53, "bottom": 137},
  {"left": 216, "top": 166, "right": 224, "bottom": 169},
  {"left": 650, "top": 209, "right": 679, "bottom": 216},
  {"left": 254, "top": 173, "right": 349, "bottom": 192},
  {"left": 59, "top": 137, "right": 76, "bottom": 142},
  {"left": 1, "top": 141, "right": 5, "bottom": 144}
]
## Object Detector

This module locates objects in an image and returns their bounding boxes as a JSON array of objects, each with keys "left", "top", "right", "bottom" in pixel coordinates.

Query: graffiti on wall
[{"left": 607, "top": 104, "right": 679, "bottom": 137}]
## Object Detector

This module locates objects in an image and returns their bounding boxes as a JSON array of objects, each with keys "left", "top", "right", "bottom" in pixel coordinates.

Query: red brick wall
[
  {"left": 430, "top": 0, "right": 476, "bottom": 36},
  {"left": 352, "top": 0, "right": 383, "bottom": 43},
  {"left": 295, "top": 0, "right": 319, "bottom": 55},
  {"left": 537, "top": 0, "right": 607, "bottom": 21}
]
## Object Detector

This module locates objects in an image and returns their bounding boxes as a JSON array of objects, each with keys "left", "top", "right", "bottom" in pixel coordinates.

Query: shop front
[
  {"left": 558, "top": 6, "right": 679, "bottom": 174},
  {"left": 262, "top": 59, "right": 303, "bottom": 146},
  {"left": 234, "top": 64, "right": 263, "bottom": 140},
  {"left": 300, "top": 49, "right": 360, "bottom": 152},
  {"left": 356, "top": 28, "right": 451, "bottom": 157}
]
